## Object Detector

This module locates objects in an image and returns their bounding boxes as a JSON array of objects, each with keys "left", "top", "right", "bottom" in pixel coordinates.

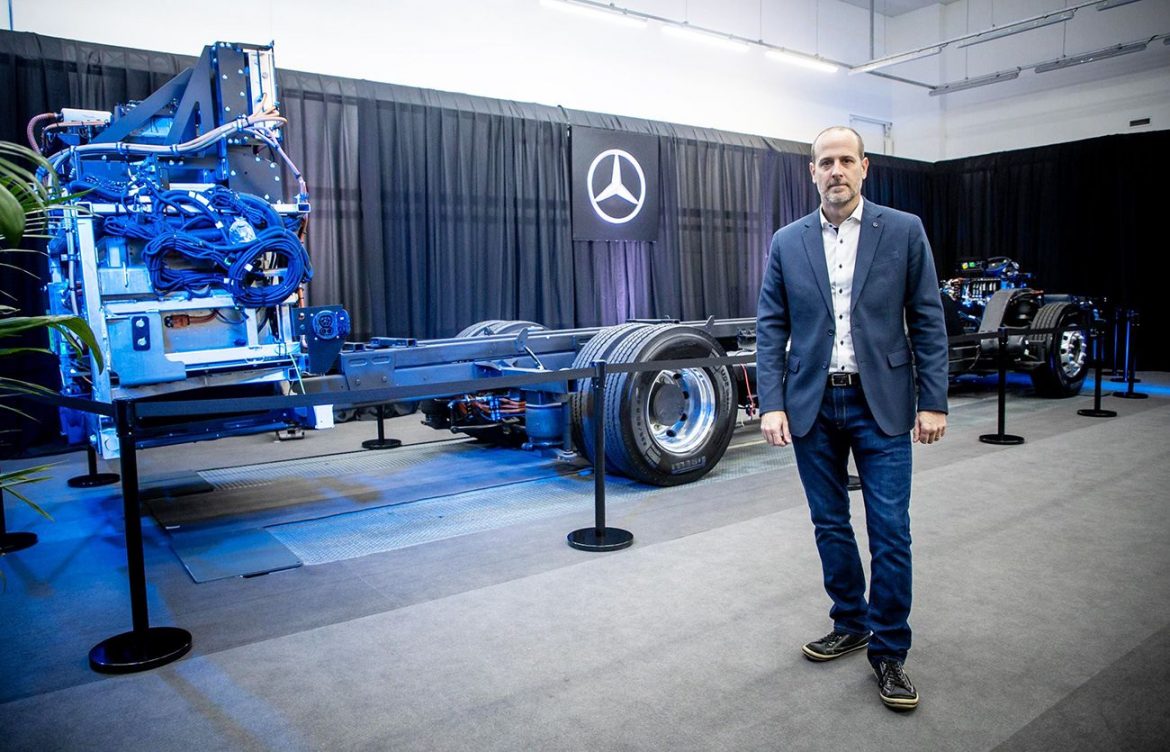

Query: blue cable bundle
[{"left": 101, "top": 184, "right": 312, "bottom": 306}]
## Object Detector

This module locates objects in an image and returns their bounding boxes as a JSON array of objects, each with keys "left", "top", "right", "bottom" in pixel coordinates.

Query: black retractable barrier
[
  {"left": 979, "top": 327, "right": 1025, "bottom": 446},
  {"left": 1112, "top": 310, "right": 1147, "bottom": 400},
  {"left": 67, "top": 443, "right": 120, "bottom": 488},
  {"left": 1107, "top": 307, "right": 1122, "bottom": 377},
  {"left": 362, "top": 404, "right": 403, "bottom": 450},
  {"left": 567, "top": 360, "right": 633, "bottom": 552},
  {"left": 88, "top": 399, "right": 192, "bottom": 674},
  {"left": 1109, "top": 308, "right": 1136, "bottom": 383},
  {"left": 0, "top": 471, "right": 38, "bottom": 554},
  {"left": 1079, "top": 322, "right": 1117, "bottom": 418}
]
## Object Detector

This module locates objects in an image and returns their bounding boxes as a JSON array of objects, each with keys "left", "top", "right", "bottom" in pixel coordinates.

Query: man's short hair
[{"left": 811, "top": 126, "right": 866, "bottom": 161}]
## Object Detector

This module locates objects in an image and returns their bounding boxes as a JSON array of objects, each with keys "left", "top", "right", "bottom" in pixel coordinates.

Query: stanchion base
[
  {"left": 567, "top": 527, "right": 633, "bottom": 552},
  {"left": 1078, "top": 408, "right": 1118, "bottom": 418},
  {"left": 846, "top": 475, "right": 861, "bottom": 491},
  {"left": 1112, "top": 391, "right": 1148, "bottom": 400},
  {"left": 89, "top": 626, "right": 192, "bottom": 674},
  {"left": 67, "top": 472, "right": 121, "bottom": 488},
  {"left": 0, "top": 531, "right": 38, "bottom": 554},
  {"left": 979, "top": 434, "right": 1025, "bottom": 445},
  {"left": 362, "top": 438, "right": 403, "bottom": 450}
]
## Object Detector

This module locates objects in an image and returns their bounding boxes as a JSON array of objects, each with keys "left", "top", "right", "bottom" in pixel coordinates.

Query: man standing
[{"left": 756, "top": 126, "right": 949, "bottom": 711}]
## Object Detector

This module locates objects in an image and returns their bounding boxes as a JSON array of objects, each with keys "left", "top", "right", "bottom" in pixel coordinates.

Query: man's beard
[{"left": 824, "top": 184, "right": 855, "bottom": 204}]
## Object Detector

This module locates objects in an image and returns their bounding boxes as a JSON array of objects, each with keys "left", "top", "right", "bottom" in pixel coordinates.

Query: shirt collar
[{"left": 820, "top": 197, "right": 865, "bottom": 230}]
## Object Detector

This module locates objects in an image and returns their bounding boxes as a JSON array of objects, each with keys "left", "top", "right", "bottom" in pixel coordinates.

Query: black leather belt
[{"left": 828, "top": 372, "right": 861, "bottom": 387}]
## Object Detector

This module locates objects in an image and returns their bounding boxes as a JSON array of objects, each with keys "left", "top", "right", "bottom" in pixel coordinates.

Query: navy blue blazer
[{"left": 756, "top": 200, "right": 949, "bottom": 437}]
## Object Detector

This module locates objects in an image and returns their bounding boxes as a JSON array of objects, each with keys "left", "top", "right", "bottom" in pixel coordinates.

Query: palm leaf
[
  {"left": 0, "top": 465, "right": 56, "bottom": 520},
  {"left": 0, "top": 314, "right": 104, "bottom": 372},
  {"left": 0, "top": 346, "right": 53, "bottom": 358},
  {"left": 0, "top": 181, "right": 24, "bottom": 248}
]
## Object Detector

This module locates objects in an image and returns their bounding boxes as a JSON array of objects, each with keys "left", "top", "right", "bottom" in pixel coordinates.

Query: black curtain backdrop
[{"left": 1, "top": 31, "right": 1166, "bottom": 452}]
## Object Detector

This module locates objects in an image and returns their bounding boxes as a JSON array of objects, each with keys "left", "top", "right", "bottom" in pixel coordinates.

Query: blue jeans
[{"left": 791, "top": 383, "right": 913, "bottom": 665}]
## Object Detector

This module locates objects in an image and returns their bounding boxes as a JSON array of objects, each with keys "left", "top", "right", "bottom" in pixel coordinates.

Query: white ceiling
[{"left": 836, "top": 0, "right": 956, "bottom": 17}]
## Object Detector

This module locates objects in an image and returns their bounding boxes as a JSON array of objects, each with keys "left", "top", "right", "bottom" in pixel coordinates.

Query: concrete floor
[{"left": 1, "top": 373, "right": 1168, "bottom": 751}]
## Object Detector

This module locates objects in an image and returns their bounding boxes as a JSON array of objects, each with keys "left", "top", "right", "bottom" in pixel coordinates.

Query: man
[{"left": 756, "top": 126, "right": 948, "bottom": 712}]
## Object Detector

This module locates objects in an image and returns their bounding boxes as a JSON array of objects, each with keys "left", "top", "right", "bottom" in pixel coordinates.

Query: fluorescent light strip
[
  {"left": 1034, "top": 41, "right": 1148, "bottom": 72},
  {"left": 929, "top": 69, "right": 1021, "bottom": 96},
  {"left": 850, "top": 46, "right": 943, "bottom": 74},
  {"left": 765, "top": 49, "right": 839, "bottom": 73},
  {"left": 539, "top": 0, "right": 646, "bottom": 29},
  {"left": 662, "top": 24, "right": 751, "bottom": 52},
  {"left": 956, "top": 11, "right": 1075, "bottom": 49}
]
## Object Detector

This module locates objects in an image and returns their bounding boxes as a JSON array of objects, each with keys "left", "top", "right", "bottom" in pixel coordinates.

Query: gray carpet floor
[{"left": 1, "top": 375, "right": 1168, "bottom": 751}]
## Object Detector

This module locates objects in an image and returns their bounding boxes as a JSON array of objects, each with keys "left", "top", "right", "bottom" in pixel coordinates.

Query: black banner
[{"left": 571, "top": 126, "right": 659, "bottom": 241}]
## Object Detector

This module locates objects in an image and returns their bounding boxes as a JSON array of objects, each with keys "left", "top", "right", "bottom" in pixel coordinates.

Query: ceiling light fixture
[
  {"left": 1096, "top": 0, "right": 1144, "bottom": 9},
  {"left": 538, "top": 0, "right": 851, "bottom": 69},
  {"left": 1034, "top": 41, "right": 1149, "bottom": 72},
  {"left": 929, "top": 69, "right": 1022, "bottom": 96},
  {"left": 539, "top": 0, "right": 646, "bottom": 29},
  {"left": 850, "top": 46, "right": 943, "bottom": 75},
  {"left": 764, "top": 49, "right": 839, "bottom": 74},
  {"left": 956, "top": 11, "right": 1075, "bottom": 48},
  {"left": 662, "top": 24, "right": 751, "bottom": 53}
]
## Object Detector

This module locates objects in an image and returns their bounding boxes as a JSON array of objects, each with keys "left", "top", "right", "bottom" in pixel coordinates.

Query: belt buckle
[{"left": 830, "top": 373, "right": 852, "bottom": 387}]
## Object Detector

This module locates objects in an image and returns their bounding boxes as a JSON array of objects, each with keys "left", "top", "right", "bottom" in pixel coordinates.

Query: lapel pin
[{"left": 872, "top": 221, "right": 879, "bottom": 227}]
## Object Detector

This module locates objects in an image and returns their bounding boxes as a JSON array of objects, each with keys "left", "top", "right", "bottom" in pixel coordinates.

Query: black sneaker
[
  {"left": 874, "top": 659, "right": 919, "bottom": 711},
  {"left": 801, "top": 630, "right": 871, "bottom": 662}
]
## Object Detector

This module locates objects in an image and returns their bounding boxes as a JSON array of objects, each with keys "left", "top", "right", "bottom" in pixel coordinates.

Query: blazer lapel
[
  {"left": 850, "top": 202, "right": 884, "bottom": 313},
  {"left": 801, "top": 214, "right": 833, "bottom": 316}
]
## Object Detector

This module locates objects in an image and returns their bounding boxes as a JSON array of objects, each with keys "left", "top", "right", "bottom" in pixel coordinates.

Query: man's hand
[
  {"left": 761, "top": 410, "right": 792, "bottom": 447},
  {"left": 913, "top": 410, "right": 947, "bottom": 444}
]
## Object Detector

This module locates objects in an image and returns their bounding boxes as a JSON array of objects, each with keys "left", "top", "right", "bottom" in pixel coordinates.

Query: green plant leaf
[
  {"left": 0, "top": 346, "right": 53, "bottom": 358},
  {"left": 0, "top": 464, "right": 56, "bottom": 520},
  {"left": 0, "top": 314, "right": 104, "bottom": 373},
  {"left": 0, "top": 181, "right": 25, "bottom": 248}
]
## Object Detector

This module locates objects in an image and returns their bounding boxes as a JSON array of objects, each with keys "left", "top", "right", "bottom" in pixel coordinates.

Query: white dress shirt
[{"left": 820, "top": 197, "right": 864, "bottom": 373}]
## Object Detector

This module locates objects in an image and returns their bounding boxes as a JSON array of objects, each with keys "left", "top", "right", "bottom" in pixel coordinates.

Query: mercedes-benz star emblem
[{"left": 586, "top": 149, "right": 646, "bottom": 224}]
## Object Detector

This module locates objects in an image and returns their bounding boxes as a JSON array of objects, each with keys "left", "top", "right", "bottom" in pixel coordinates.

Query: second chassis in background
[{"left": 940, "top": 257, "right": 1098, "bottom": 397}]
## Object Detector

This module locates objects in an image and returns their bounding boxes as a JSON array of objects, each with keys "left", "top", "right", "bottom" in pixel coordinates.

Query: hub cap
[
  {"left": 644, "top": 368, "right": 716, "bottom": 454},
  {"left": 1059, "top": 328, "right": 1087, "bottom": 378}
]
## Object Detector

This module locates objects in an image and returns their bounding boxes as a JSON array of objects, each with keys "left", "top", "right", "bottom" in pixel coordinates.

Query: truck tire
[
  {"left": 455, "top": 319, "right": 546, "bottom": 338},
  {"left": 570, "top": 323, "right": 648, "bottom": 463},
  {"left": 1028, "top": 303, "right": 1089, "bottom": 397},
  {"left": 576, "top": 324, "right": 736, "bottom": 486}
]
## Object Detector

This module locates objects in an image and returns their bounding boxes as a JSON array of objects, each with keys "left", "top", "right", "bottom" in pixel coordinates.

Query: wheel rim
[
  {"left": 643, "top": 368, "right": 717, "bottom": 455},
  {"left": 1058, "top": 327, "right": 1087, "bottom": 378}
]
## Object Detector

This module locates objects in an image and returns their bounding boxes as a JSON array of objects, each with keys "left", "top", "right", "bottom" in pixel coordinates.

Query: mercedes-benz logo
[{"left": 586, "top": 149, "right": 646, "bottom": 224}]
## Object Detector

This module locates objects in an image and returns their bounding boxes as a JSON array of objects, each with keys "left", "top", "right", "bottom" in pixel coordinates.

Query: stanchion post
[
  {"left": 979, "top": 327, "right": 1025, "bottom": 446},
  {"left": 88, "top": 398, "right": 192, "bottom": 674},
  {"left": 1113, "top": 309, "right": 1147, "bottom": 400},
  {"left": 67, "top": 442, "right": 120, "bottom": 488},
  {"left": 0, "top": 466, "right": 38, "bottom": 554},
  {"left": 568, "top": 360, "right": 633, "bottom": 552},
  {"left": 1079, "top": 321, "right": 1117, "bottom": 418},
  {"left": 1107, "top": 305, "right": 1121, "bottom": 377},
  {"left": 362, "top": 403, "right": 403, "bottom": 450}
]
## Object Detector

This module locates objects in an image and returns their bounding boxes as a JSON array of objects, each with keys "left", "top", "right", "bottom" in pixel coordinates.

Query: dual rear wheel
[{"left": 570, "top": 323, "right": 736, "bottom": 486}]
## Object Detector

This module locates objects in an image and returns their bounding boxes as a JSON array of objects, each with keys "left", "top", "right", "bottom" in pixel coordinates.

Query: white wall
[
  {"left": 887, "top": 0, "right": 1170, "bottom": 160},
  {"left": 10, "top": 0, "right": 1170, "bottom": 161},
  {"left": 10, "top": 0, "right": 893, "bottom": 149}
]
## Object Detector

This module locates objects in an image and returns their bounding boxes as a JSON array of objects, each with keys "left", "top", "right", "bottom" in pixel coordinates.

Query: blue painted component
[{"left": 524, "top": 402, "right": 564, "bottom": 445}]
